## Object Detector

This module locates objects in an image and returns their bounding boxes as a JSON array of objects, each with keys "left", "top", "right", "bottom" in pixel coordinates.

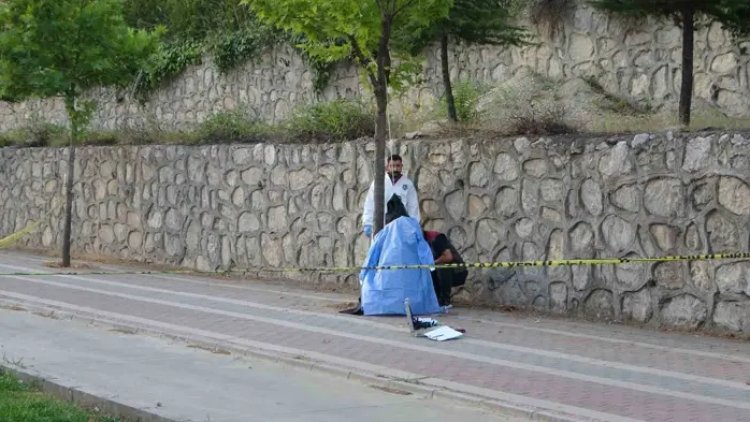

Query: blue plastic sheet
[{"left": 359, "top": 217, "right": 442, "bottom": 316}]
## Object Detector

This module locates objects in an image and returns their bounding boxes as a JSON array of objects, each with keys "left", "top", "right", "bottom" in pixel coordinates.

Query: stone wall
[
  {"left": 3, "top": 131, "right": 750, "bottom": 334},
  {"left": 2, "top": 2, "right": 750, "bottom": 133}
]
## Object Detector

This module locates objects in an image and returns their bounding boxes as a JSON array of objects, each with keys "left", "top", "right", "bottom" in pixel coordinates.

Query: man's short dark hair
[{"left": 387, "top": 154, "right": 402, "bottom": 162}]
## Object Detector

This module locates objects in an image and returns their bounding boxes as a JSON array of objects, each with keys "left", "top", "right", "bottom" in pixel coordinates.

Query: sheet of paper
[{"left": 424, "top": 325, "right": 463, "bottom": 341}]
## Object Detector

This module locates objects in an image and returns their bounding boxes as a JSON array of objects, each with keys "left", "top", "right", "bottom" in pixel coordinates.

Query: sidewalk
[
  {"left": 1, "top": 249, "right": 749, "bottom": 422},
  {"left": 0, "top": 309, "right": 511, "bottom": 422}
]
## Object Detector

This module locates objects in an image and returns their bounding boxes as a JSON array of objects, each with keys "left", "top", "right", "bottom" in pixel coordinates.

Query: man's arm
[
  {"left": 434, "top": 248, "right": 454, "bottom": 264},
  {"left": 406, "top": 178, "right": 421, "bottom": 221},
  {"left": 432, "top": 234, "right": 454, "bottom": 264},
  {"left": 362, "top": 181, "right": 375, "bottom": 227}
]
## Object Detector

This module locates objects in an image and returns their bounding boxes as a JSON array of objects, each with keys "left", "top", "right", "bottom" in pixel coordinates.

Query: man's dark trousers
[{"left": 431, "top": 268, "right": 454, "bottom": 307}]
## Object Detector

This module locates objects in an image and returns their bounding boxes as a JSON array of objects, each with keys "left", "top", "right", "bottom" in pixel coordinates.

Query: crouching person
[
  {"left": 423, "top": 230, "right": 468, "bottom": 309},
  {"left": 358, "top": 195, "right": 441, "bottom": 316}
]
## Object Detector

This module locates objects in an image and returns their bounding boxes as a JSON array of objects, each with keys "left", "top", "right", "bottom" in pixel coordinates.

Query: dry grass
[
  {"left": 187, "top": 344, "right": 232, "bottom": 355},
  {"left": 3, "top": 304, "right": 27, "bottom": 312},
  {"left": 108, "top": 327, "right": 137, "bottom": 335},
  {"left": 43, "top": 261, "right": 92, "bottom": 270},
  {"left": 417, "top": 71, "right": 750, "bottom": 138},
  {"left": 585, "top": 110, "right": 750, "bottom": 134}
]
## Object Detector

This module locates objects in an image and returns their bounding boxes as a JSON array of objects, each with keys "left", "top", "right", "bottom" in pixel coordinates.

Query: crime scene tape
[
  {"left": 0, "top": 200, "right": 61, "bottom": 251},
  {"left": 0, "top": 220, "right": 43, "bottom": 250},
  {"left": 0, "top": 251, "right": 750, "bottom": 277}
]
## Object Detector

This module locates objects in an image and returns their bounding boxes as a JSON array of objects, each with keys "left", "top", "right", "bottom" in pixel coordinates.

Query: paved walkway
[
  {"left": 0, "top": 308, "right": 511, "bottom": 422},
  {"left": 1, "top": 250, "right": 749, "bottom": 421}
]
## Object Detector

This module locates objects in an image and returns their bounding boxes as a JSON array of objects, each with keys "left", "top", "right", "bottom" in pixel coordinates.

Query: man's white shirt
[{"left": 362, "top": 175, "right": 420, "bottom": 227}]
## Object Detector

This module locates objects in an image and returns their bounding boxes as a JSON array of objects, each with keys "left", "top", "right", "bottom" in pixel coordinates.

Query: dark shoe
[
  {"left": 339, "top": 297, "right": 363, "bottom": 315},
  {"left": 339, "top": 304, "right": 363, "bottom": 315}
]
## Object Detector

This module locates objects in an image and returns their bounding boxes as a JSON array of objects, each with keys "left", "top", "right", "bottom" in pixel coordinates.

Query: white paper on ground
[{"left": 424, "top": 326, "right": 463, "bottom": 341}]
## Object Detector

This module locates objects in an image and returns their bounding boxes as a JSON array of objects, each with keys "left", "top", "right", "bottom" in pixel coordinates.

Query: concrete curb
[
  {"left": 0, "top": 299, "right": 590, "bottom": 422},
  {"left": 0, "top": 365, "right": 174, "bottom": 422}
]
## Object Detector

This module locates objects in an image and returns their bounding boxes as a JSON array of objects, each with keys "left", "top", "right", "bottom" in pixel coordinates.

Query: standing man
[{"left": 362, "top": 154, "right": 420, "bottom": 238}]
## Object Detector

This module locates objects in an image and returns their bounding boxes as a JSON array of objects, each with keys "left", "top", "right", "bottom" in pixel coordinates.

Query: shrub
[
  {"left": 29, "top": 122, "right": 67, "bottom": 146},
  {"left": 0, "top": 129, "right": 25, "bottom": 147},
  {"left": 0, "top": 120, "right": 69, "bottom": 147},
  {"left": 505, "top": 100, "right": 572, "bottom": 135},
  {"left": 195, "top": 110, "right": 274, "bottom": 143},
  {"left": 447, "top": 79, "right": 482, "bottom": 123},
  {"left": 286, "top": 99, "right": 375, "bottom": 141}
]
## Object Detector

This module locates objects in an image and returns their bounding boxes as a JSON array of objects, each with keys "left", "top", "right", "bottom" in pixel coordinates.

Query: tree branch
[
  {"left": 348, "top": 35, "right": 378, "bottom": 87},
  {"left": 394, "top": 0, "right": 418, "bottom": 18}
]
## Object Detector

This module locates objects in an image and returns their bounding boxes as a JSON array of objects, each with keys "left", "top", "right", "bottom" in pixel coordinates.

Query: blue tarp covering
[{"left": 359, "top": 217, "right": 441, "bottom": 316}]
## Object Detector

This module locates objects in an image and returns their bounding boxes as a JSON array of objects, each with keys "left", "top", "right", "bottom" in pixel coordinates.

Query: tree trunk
[
  {"left": 373, "top": 91, "right": 387, "bottom": 236},
  {"left": 441, "top": 32, "right": 458, "bottom": 122},
  {"left": 679, "top": 6, "right": 694, "bottom": 127},
  {"left": 372, "top": 16, "right": 393, "bottom": 236},
  {"left": 62, "top": 95, "right": 77, "bottom": 268}
]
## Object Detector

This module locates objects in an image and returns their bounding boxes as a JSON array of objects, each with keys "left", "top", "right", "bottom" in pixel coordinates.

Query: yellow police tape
[
  {"left": 253, "top": 251, "right": 750, "bottom": 272},
  {"left": 0, "top": 220, "right": 43, "bottom": 250},
  {"left": 0, "top": 251, "right": 749, "bottom": 277}
]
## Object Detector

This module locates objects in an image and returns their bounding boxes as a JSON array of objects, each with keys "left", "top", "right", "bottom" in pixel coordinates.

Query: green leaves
[
  {"left": 211, "top": 25, "right": 281, "bottom": 73},
  {"left": 0, "top": 0, "right": 159, "bottom": 138},
  {"left": 123, "top": 0, "right": 280, "bottom": 94},
  {"left": 0, "top": 0, "right": 159, "bottom": 101},
  {"left": 395, "top": 0, "right": 530, "bottom": 54},
  {"left": 246, "top": 0, "right": 368, "bottom": 63},
  {"left": 135, "top": 39, "right": 203, "bottom": 98},
  {"left": 245, "top": 0, "right": 452, "bottom": 82}
]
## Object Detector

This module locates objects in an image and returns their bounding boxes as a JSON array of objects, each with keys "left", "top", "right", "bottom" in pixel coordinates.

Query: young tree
[
  {"left": 590, "top": 0, "right": 750, "bottom": 126},
  {"left": 0, "top": 0, "right": 159, "bottom": 267},
  {"left": 245, "top": 0, "right": 452, "bottom": 235},
  {"left": 398, "top": 0, "right": 530, "bottom": 122}
]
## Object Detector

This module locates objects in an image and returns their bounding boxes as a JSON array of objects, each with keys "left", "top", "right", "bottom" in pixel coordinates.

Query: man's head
[{"left": 386, "top": 154, "right": 403, "bottom": 180}]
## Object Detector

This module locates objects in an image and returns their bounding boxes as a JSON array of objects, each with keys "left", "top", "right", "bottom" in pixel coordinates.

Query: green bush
[
  {"left": 136, "top": 40, "right": 203, "bottom": 99},
  {"left": 0, "top": 129, "right": 25, "bottom": 147},
  {"left": 451, "top": 79, "right": 482, "bottom": 122},
  {"left": 5, "top": 122, "right": 69, "bottom": 147},
  {"left": 210, "top": 26, "right": 279, "bottom": 73},
  {"left": 195, "top": 110, "right": 274, "bottom": 143},
  {"left": 26, "top": 122, "right": 65, "bottom": 146},
  {"left": 286, "top": 99, "right": 375, "bottom": 142}
]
